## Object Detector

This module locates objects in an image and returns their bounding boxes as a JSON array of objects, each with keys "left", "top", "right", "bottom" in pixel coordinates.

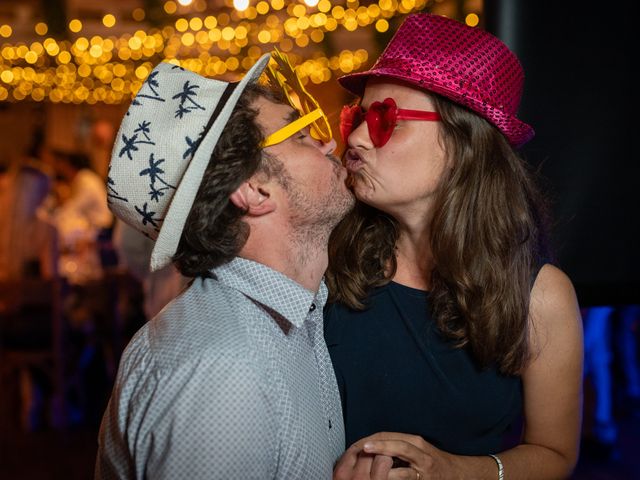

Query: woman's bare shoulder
[{"left": 528, "top": 263, "right": 582, "bottom": 354}]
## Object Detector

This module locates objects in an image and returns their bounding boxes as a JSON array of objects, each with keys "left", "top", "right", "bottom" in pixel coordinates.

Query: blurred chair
[{"left": 0, "top": 277, "right": 66, "bottom": 431}]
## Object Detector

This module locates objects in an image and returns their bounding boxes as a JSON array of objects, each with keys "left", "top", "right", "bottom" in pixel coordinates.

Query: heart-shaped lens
[
  {"left": 367, "top": 98, "right": 398, "bottom": 147},
  {"left": 339, "top": 104, "right": 364, "bottom": 144}
]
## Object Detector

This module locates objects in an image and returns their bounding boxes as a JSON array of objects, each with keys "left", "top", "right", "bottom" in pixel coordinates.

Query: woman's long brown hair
[{"left": 326, "top": 93, "right": 551, "bottom": 376}]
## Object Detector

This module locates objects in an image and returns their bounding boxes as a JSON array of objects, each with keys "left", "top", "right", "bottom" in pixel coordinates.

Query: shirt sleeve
[{"left": 96, "top": 331, "right": 279, "bottom": 480}]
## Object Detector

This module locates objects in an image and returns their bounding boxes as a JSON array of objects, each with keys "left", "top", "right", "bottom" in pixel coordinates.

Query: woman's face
[{"left": 344, "top": 78, "right": 449, "bottom": 221}]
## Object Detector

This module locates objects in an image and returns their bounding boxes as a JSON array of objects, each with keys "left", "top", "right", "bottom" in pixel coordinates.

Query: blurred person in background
[
  {"left": 49, "top": 149, "right": 114, "bottom": 426},
  {"left": 0, "top": 160, "right": 59, "bottom": 430},
  {"left": 112, "top": 218, "right": 188, "bottom": 321},
  {"left": 619, "top": 305, "right": 640, "bottom": 414},
  {"left": 51, "top": 149, "right": 112, "bottom": 285},
  {"left": 582, "top": 303, "right": 640, "bottom": 462},
  {"left": 88, "top": 119, "right": 116, "bottom": 181},
  {"left": 0, "top": 163, "right": 58, "bottom": 282}
]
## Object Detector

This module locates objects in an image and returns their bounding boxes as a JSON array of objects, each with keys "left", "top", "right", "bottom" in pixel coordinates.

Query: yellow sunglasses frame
[{"left": 261, "top": 108, "right": 323, "bottom": 148}]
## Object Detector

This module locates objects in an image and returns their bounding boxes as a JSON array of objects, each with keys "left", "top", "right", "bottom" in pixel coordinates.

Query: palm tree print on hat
[
  {"left": 139, "top": 153, "right": 176, "bottom": 203},
  {"left": 131, "top": 71, "right": 166, "bottom": 107},
  {"left": 135, "top": 202, "right": 163, "bottom": 231},
  {"left": 118, "top": 131, "right": 155, "bottom": 160},
  {"left": 172, "top": 81, "right": 205, "bottom": 119},
  {"left": 183, "top": 125, "right": 206, "bottom": 160},
  {"left": 134, "top": 121, "right": 154, "bottom": 141},
  {"left": 106, "top": 175, "right": 128, "bottom": 204}
]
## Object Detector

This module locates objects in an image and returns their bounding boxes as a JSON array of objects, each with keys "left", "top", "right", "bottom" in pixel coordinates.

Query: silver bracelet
[{"left": 488, "top": 454, "right": 504, "bottom": 480}]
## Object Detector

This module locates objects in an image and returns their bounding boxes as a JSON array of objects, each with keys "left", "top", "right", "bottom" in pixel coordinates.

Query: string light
[
  {"left": 103, "top": 14, "right": 117, "bottom": 28},
  {"left": 465, "top": 13, "right": 479, "bottom": 27},
  {"left": 35, "top": 22, "right": 49, "bottom": 35},
  {"left": 0, "top": 0, "right": 443, "bottom": 103},
  {"left": 68, "top": 19, "right": 83, "bottom": 33}
]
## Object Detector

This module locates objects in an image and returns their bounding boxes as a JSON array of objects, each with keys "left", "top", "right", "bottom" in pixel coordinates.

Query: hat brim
[
  {"left": 339, "top": 69, "right": 534, "bottom": 148},
  {"left": 149, "top": 54, "right": 271, "bottom": 271}
]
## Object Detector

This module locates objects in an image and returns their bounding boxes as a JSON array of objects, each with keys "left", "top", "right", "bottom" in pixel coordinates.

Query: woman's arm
[
  {"left": 499, "top": 264, "right": 584, "bottom": 478},
  {"left": 344, "top": 264, "right": 584, "bottom": 480}
]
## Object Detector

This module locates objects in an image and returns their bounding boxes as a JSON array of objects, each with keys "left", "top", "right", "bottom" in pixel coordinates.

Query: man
[
  {"left": 52, "top": 149, "right": 113, "bottom": 284},
  {"left": 96, "top": 53, "right": 354, "bottom": 478}
]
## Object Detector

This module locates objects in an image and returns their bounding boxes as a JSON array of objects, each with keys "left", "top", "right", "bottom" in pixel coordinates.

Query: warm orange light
[
  {"left": 58, "top": 51, "right": 71, "bottom": 64},
  {"left": 204, "top": 16, "right": 217, "bottom": 28},
  {"left": 25, "top": 51, "right": 38, "bottom": 64},
  {"left": 69, "top": 19, "right": 82, "bottom": 33},
  {"left": 103, "top": 14, "right": 116, "bottom": 28},
  {"left": 132, "top": 8, "right": 146, "bottom": 21},
  {"left": 175, "top": 18, "right": 189, "bottom": 32},
  {"left": 0, "top": 70, "right": 14, "bottom": 83},
  {"left": 375, "top": 19, "right": 389, "bottom": 32},
  {"left": 465, "top": 13, "right": 479, "bottom": 27},
  {"left": 189, "top": 17, "right": 203, "bottom": 30},
  {"left": 0, "top": 25, "right": 13, "bottom": 38},
  {"left": 35, "top": 22, "right": 48, "bottom": 35}
]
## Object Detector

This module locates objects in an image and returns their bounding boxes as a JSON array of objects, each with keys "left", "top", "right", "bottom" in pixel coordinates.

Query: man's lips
[{"left": 345, "top": 149, "right": 365, "bottom": 172}]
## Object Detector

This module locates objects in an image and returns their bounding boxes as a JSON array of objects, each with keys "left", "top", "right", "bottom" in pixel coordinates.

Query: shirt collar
[{"left": 213, "top": 257, "right": 327, "bottom": 328}]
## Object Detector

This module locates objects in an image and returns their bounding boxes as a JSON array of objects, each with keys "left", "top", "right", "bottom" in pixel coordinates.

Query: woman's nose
[{"left": 348, "top": 121, "right": 373, "bottom": 150}]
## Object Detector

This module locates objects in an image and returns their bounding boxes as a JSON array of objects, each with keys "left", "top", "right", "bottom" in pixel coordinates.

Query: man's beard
[{"left": 284, "top": 159, "right": 355, "bottom": 246}]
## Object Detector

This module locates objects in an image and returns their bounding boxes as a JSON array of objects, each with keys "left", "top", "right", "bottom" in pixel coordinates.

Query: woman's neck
[{"left": 392, "top": 219, "right": 434, "bottom": 291}]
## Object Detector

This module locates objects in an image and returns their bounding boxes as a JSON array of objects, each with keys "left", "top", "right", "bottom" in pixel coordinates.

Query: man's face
[{"left": 255, "top": 96, "right": 355, "bottom": 236}]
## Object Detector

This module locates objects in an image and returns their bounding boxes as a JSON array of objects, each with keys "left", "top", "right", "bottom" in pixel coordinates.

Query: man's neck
[{"left": 239, "top": 223, "right": 329, "bottom": 293}]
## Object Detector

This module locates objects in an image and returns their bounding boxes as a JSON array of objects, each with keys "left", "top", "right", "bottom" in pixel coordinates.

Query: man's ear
[{"left": 229, "top": 181, "right": 275, "bottom": 216}]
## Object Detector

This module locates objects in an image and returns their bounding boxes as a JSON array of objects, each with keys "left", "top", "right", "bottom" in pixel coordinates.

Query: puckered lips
[{"left": 345, "top": 148, "right": 365, "bottom": 172}]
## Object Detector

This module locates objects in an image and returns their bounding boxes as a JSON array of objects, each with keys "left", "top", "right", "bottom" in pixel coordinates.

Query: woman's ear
[{"left": 229, "top": 181, "right": 275, "bottom": 216}]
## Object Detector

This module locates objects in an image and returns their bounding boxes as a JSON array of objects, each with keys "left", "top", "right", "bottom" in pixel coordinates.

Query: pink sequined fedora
[{"left": 339, "top": 13, "right": 534, "bottom": 147}]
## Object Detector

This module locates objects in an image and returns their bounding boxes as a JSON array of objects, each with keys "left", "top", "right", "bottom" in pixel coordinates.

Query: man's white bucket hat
[{"left": 107, "top": 54, "right": 271, "bottom": 271}]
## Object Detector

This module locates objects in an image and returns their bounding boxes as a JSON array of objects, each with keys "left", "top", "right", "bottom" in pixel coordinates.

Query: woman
[{"left": 326, "top": 13, "right": 583, "bottom": 480}]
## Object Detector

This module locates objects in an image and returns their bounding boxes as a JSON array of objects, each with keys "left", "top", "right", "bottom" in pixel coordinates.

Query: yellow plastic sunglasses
[
  {"left": 262, "top": 108, "right": 324, "bottom": 148},
  {"left": 261, "top": 49, "right": 332, "bottom": 148}
]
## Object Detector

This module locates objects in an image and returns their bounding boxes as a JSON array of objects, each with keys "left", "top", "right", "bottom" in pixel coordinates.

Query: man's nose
[{"left": 319, "top": 137, "right": 337, "bottom": 156}]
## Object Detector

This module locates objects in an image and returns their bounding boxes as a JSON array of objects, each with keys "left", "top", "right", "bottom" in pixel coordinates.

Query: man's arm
[
  {"left": 145, "top": 354, "right": 279, "bottom": 479},
  {"left": 97, "top": 344, "right": 279, "bottom": 479}
]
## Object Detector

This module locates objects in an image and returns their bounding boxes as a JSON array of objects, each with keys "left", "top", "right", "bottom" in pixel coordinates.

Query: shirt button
[{"left": 309, "top": 303, "right": 316, "bottom": 312}]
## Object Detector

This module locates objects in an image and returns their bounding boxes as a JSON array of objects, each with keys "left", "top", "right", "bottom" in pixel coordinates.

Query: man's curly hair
[{"left": 172, "top": 83, "right": 284, "bottom": 277}]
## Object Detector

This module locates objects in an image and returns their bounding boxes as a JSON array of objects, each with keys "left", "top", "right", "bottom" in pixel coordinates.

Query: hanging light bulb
[
  {"left": 304, "top": 0, "right": 319, "bottom": 6},
  {"left": 177, "top": 0, "right": 193, "bottom": 6}
]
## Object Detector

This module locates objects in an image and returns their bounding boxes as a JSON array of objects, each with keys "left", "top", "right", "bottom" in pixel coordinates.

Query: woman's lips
[{"left": 345, "top": 149, "right": 365, "bottom": 172}]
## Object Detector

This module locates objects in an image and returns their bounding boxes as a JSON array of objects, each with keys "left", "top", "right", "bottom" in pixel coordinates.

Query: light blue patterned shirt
[{"left": 95, "top": 257, "right": 345, "bottom": 479}]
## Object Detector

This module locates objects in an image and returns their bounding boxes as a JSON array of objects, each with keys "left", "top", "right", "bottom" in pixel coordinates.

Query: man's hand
[{"left": 333, "top": 440, "right": 393, "bottom": 480}]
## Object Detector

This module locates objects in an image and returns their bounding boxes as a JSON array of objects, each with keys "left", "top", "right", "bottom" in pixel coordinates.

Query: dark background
[{"left": 486, "top": 0, "right": 638, "bottom": 307}]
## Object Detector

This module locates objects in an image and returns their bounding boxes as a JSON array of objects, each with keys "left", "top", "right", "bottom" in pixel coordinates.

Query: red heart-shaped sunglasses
[{"left": 340, "top": 97, "right": 441, "bottom": 148}]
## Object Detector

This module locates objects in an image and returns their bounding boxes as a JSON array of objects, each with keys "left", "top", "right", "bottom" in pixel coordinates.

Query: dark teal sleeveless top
[{"left": 324, "top": 281, "right": 523, "bottom": 454}]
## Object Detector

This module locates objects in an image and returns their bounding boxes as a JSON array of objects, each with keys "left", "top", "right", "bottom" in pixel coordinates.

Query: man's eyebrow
[{"left": 285, "top": 109, "right": 301, "bottom": 123}]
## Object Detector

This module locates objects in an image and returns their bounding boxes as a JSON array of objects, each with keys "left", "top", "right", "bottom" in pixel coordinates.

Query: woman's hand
[
  {"left": 334, "top": 432, "right": 457, "bottom": 480},
  {"left": 361, "top": 432, "right": 457, "bottom": 480},
  {"left": 333, "top": 440, "right": 394, "bottom": 480}
]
